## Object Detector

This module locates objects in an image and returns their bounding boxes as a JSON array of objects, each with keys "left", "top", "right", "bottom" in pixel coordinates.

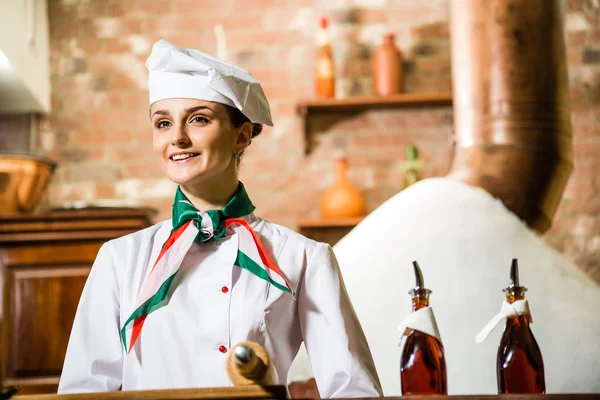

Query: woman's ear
[{"left": 234, "top": 121, "right": 253, "bottom": 153}]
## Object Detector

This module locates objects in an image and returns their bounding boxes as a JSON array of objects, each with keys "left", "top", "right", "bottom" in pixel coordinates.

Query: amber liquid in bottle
[
  {"left": 497, "top": 291, "right": 546, "bottom": 394},
  {"left": 400, "top": 295, "right": 448, "bottom": 395}
]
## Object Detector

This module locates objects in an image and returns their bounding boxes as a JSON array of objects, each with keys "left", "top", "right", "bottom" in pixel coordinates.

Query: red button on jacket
[
  {"left": 221, "top": 286, "right": 229, "bottom": 294},
  {"left": 219, "top": 345, "right": 227, "bottom": 353}
]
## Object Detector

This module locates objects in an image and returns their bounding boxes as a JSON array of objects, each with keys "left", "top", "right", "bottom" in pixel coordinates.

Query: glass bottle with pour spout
[
  {"left": 497, "top": 259, "right": 546, "bottom": 394},
  {"left": 400, "top": 261, "right": 447, "bottom": 395}
]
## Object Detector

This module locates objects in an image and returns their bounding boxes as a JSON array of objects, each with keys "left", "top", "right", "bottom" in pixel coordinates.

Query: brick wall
[
  {"left": 35, "top": 0, "right": 599, "bottom": 283},
  {"left": 546, "top": 0, "right": 600, "bottom": 283}
]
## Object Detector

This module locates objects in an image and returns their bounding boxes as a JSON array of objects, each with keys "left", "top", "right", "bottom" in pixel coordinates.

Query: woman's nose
[{"left": 171, "top": 123, "right": 190, "bottom": 146}]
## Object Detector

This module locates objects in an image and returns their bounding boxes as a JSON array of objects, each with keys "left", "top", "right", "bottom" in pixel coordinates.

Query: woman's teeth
[{"left": 171, "top": 153, "right": 198, "bottom": 161}]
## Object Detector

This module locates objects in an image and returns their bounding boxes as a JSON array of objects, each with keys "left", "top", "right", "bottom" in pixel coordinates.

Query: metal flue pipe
[{"left": 449, "top": 0, "right": 573, "bottom": 233}]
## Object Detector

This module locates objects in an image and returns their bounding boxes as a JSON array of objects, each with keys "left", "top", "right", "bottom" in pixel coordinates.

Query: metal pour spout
[
  {"left": 503, "top": 258, "right": 527, "bottom": 299},
  {"left": 413, "top": 261, "right": 424, "bottom": 290},
  {"left": 509, "top": 258, "right": 519, "bottom": 289},
  {"left": 409, "top": 261, "right": 431, "bottom": 300}
]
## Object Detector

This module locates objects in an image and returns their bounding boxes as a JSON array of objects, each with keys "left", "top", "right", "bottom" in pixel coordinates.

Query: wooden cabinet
[{"left": 0, "top": 208, "right": 154, "bottom": 394}]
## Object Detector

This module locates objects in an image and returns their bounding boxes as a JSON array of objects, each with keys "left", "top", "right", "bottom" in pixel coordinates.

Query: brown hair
[{"left": 223, "top": 105, "right": 263, "bottom": 139}]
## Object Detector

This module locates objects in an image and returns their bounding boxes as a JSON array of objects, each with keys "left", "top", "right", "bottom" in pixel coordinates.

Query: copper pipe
[{"left": 448, "top": 0, "right": 573, "bottom": 233}]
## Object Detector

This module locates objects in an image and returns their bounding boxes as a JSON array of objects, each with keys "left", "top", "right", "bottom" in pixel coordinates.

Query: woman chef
[{"left": 58, "top": 40, "right": 382, "bottom": 398}]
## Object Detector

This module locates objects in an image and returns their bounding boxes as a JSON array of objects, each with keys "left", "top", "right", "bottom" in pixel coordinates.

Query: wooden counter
[
  {"left": 10, "top": 387, "right": 599, "bottom": 400},
  {"left": 12, "top": 385, "right": 288, "bottom": 399}
]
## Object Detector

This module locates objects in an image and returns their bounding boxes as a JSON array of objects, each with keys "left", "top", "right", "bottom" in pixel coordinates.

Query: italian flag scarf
[{"left": 120, "top": 182, "right": 293, "bottom": 353}]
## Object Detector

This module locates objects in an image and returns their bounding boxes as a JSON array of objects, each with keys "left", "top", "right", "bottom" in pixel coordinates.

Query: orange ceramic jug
[
  {"left": 373, "top": 33, "right": 404, "bottom": 96},
  {"left": 320, "top": 155, "right": 366, "bottom": 219}
]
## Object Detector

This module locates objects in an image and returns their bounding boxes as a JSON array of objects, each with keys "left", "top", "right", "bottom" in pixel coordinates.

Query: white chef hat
[{"left": 146, "top": 40, "right": 273, "bottom": 126}]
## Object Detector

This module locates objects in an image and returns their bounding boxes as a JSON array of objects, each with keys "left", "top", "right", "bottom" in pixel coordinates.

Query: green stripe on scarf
[
  {"left": 235, "top": 251, "right": 290, "bottom": 293},
  {"left": 121, "top": 272, "right": 177, "bottom": 350}
]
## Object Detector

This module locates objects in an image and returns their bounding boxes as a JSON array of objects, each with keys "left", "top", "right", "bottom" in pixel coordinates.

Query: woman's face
[{"left": 150, "top": 98, "right": 247, "bottom": 187}]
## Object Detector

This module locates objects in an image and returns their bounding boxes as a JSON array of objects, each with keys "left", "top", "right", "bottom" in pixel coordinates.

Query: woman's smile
[{"left": 169, "top": 152, "right": 200, "bottom": 163}]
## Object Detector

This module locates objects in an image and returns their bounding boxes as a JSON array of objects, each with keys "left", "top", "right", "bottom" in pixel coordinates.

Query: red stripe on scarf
[
  {"left": 150, "top": 221, "right": 194, "bottom": 273},
  {"left": 128, "top": 220, "right": 194, "bottom": 352},
  {"left": 225, "top": 218, "right": 292, "bottom": 292},
  {"left": 129, "top": 314, "right": 147, "bottom": 352}
]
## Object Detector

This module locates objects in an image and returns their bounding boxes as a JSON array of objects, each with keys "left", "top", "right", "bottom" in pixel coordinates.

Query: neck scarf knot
[{"left": 173, "top": 181, "right": 256, "bottom": 243}]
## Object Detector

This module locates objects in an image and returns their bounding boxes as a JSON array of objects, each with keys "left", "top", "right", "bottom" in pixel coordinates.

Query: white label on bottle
[{"left": 316, "top": 58, "right": 334, "bottom": 78}]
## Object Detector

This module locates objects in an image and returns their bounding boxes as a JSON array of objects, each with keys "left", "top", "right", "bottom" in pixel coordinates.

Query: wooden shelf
[
  {"left": 296, "top": 91, "right": 453, "bottom": 154},
  {"left": 298, "top": 217, "right": 364, "bottom": 228},
  {"left": 297, "top": 92, "right": 452, "bottom": 114}
]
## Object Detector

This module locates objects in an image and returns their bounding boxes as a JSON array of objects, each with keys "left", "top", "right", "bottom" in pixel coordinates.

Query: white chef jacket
[{"left": 58, "top": 213, "right": 382, "bottom": 398}]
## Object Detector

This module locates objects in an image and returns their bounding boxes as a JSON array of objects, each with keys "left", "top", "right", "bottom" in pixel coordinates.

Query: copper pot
[{"left": 0, "top": 153, "right": 57, "bottom": 214}]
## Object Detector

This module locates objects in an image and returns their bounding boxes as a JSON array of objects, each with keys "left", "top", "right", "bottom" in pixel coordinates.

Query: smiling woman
[
  {"left": 150, "top": 99, "right": 252, "bottom": 210},
  {"left": 57, "top": 40, "right": 382, "bottom": 398}
]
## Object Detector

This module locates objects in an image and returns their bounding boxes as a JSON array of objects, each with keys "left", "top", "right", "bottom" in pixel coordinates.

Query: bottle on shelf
[
  {"left": 315, "top": 17, "right": 335, "bottom": 99},
  {"left": 373, "top": 33, "right": 404, "bottom": 96},
  {"left": 496, "top": 259, "right": 546, "bottom": 394},
  {"left": 399, "top": 261, "right": 447, "bottom": 395}
]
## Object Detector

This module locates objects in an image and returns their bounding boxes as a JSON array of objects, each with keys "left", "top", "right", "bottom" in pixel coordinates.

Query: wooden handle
[{"left": 226, "top": 341, "right": 278, "bottom": 386}]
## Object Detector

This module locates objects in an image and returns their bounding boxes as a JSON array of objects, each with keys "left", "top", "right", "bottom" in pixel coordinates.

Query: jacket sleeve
[
  {"left": 58, "top": 241, "right": 123, "bottom": 393},
  {"left": 297, "top": 243, "right": 383, "bottom": 398}
]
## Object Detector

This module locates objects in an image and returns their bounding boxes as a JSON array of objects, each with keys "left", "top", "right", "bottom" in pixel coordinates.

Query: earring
[{"left": 234, "top": 153, "right": 241, "bottom": 161}]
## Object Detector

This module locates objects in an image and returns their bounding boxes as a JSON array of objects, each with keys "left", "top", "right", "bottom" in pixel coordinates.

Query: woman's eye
[
  {"left": 156, "top": 120, "right": 170, "bottom": 129},
  {"left": 191, "top": 116, "right": 209, "bottom": 124}
]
